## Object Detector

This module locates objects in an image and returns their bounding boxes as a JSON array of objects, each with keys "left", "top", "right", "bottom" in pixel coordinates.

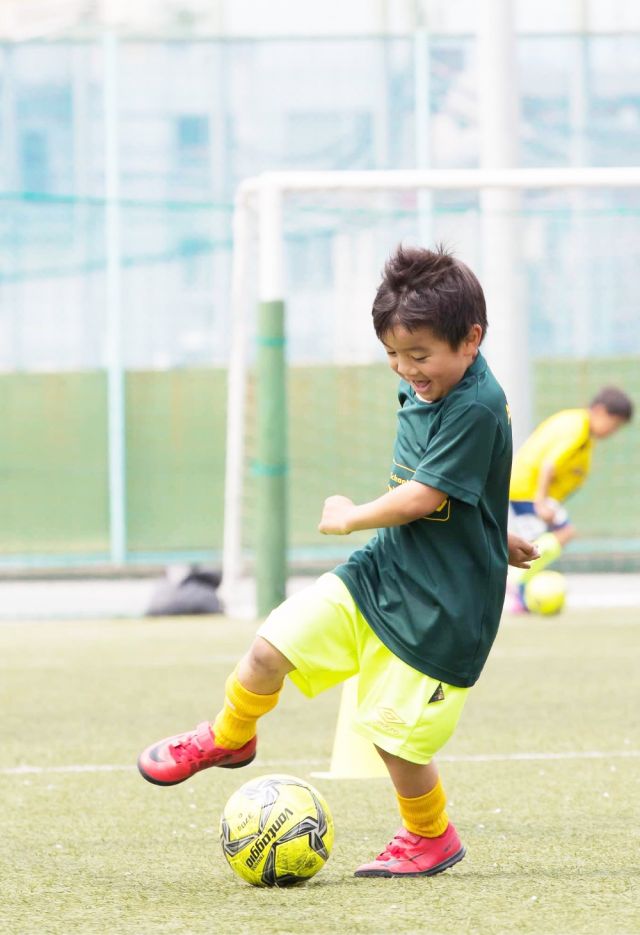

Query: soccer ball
[
  {"left": 219, "top": 774, "right": 334, "bottom": 887},
  {"left": 524, "top": 570, "right": 566, "bottom": 615}
]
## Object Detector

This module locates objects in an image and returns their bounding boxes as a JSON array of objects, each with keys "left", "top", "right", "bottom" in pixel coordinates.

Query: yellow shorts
[{"left": 257, "top": 573, "right": 469, "bottom": 765}]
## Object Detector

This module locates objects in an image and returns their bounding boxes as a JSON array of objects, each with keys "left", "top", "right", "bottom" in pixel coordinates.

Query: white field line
[
  {"left": 438, "top": 750, "right": 640, "bottom": 763},
  {"left": 2, "top": 749, "right": 639, "bottom": 776}
]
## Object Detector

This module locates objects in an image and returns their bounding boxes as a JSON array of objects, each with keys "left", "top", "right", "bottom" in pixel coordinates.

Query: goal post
[
  {"left": 223, "top": 180, "right": 287, "bottom": 616},
  {"left": 222, "top": 167, "right": 640, "bottom": 618}
]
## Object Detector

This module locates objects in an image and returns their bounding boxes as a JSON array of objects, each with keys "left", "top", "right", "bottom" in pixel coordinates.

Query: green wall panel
[
  {"left": 0, "top": 372, "right": 109, "bottom": 554},
  {"left": 125, "top": 369, "right": 226, "bottom": 554}
]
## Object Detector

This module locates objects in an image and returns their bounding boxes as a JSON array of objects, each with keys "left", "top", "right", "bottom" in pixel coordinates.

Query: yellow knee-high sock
[
  {"left": 509, "top": 531, "right": 563, "bottom": 587},
  {"left": 212, "top": 668, "right": 281, "bottom": 749},
  {"left": 397, "top": 778, "right": 448, "bottom": 838}
]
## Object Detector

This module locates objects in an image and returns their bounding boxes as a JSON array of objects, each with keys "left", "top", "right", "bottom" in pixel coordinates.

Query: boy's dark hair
[
  {"left": 372, "top": 244, "right": 488, "bottom": 348},
  {"left": 590, "top": 386, "right": 634, "bottom": 421}
]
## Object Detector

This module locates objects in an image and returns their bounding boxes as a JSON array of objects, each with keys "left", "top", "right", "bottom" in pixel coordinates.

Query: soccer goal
[{"left": 222, "top": 167, "right": 640, "bottom": 617}]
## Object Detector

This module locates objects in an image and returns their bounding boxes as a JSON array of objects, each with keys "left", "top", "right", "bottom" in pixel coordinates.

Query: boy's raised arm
[{"left": 319, "top": 480, "right": 447, "bottom": 535}]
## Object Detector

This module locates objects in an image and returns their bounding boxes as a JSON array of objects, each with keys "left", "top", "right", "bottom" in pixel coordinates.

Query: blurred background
[{"left": 0, "top": 0, "right": 639, "bottom": 613}]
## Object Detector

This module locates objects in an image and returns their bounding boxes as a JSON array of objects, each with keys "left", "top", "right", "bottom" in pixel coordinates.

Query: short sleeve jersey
[
  {"left": 509, "top": 408, "right": 592, "bottom": 503},
  {"left": 334, "top": 352, "right": 512, "bottom": 689}
]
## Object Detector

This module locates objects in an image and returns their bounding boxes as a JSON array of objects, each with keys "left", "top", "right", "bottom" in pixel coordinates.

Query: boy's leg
[
  {"left": 508, "top": 527, "right": 572, "bottom": 596},
  {"left": 137, "top": 636, "right": 292, "bottom": 786},
  {"left": 354, "top": 752, "right": 465, "bottom": 878},
  {"left": 211, "top": 639, "right": 294, "bottom": 749},
  {"left": 138, "top": 573, "right": 360, "bottom": 786},
  {"left": 347, "top": 626, "right": 469, "bottom": 878},
  {"left": 507, "top": 500, "right": 573, "bottom": 612},
  {"left": 506, "top": 530, "right": 565, "bottom": 611}
]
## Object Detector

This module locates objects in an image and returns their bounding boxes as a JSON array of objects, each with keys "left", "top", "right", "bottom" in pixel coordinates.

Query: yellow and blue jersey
[{"left": 510, "top": 408, "right": 592, "bottom": 503}]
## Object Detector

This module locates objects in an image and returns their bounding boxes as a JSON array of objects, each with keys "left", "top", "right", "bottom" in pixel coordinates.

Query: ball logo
[{"left": 246, "top": 807, "right": 294, "bottom": 869}]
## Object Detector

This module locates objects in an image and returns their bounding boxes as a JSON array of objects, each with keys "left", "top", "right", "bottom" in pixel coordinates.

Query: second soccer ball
[{"left": 524, "top": 570, "right": 567, "bottom": 615}]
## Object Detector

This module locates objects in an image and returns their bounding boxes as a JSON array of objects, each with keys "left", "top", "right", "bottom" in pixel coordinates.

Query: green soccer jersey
[{"left": 334, "top": 352, "right": 512, "bottom": 688}]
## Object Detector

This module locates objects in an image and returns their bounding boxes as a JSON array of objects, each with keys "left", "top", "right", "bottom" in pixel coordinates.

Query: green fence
[
  {"left": 0, "top": 369, "right": 226, "bottom": 565},
  {"left": 0, "top": 358, "right": 638, "bottom": 571}
]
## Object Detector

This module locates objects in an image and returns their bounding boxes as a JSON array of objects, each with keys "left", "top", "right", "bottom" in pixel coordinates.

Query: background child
[
  {"left": 138, "top": 245, "right": 536, "bottom": 878},
  {"left": 507, "top": 387, "right": 633, "bottom": 611}
]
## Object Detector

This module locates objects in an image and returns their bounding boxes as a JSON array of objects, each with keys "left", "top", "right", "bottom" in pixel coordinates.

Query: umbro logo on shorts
[{"left": 377, "top": 707, "right": 405, "bottom": 725}]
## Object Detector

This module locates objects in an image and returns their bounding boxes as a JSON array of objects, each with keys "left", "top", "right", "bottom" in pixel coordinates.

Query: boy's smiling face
[{"left": 382, "top": 324, "right": 482, "bottom": 402}]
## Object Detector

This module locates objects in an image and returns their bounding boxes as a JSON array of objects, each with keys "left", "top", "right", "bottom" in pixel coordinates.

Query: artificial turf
[{"left": 2, "top": 607, "right": 639, "bottom": 934}]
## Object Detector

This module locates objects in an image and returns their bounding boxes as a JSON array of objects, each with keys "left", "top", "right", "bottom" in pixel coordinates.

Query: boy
[
  {"left": 507, "top": 386, "right": 633, "bottom": 611},
  {"left": 138, "top": 245, "right": 536, "bottom": 878}
]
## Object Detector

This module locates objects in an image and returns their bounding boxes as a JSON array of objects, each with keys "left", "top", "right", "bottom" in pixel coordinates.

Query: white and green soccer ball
[
  {"left": 219, "top": 774, "right": 334, "bottom": 887},
  {"left": 524, "top": 570, "right": 567, "bottom": 615}
]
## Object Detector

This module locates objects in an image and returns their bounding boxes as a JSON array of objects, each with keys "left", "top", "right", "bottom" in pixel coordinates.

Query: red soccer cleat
[
  {"left": 354, "top": 823, "right": 465, "bottom": 878},
  {"left": 137, "top": 722, "right": 256, "bottom": 786}
]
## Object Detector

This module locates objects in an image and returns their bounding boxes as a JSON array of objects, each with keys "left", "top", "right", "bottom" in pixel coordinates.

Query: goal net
[{"left": 222, "top": 168, "right": 640, "bottom": 614}]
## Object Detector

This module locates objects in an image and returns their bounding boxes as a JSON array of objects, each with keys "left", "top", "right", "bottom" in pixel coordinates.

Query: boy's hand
[
  {"left": 508, "top": 532, "right": 540, "bottom": 569},
  {"left": 319, "top": 496, "right": 356, "bottom": 536},
  {"left": 534, "top": 497, "right": 557, "bottom": 524}
]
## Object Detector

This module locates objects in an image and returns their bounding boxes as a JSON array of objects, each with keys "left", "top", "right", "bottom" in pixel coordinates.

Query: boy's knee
[
  {"left": 555, "top": 524, "right": 575, "bottom": 546},
  {"left": 246, "top": 636, "right": 293, "bottom": 680}
]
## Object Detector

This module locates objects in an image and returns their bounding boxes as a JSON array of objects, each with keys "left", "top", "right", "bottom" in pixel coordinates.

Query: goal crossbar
[{"left": 237, "top": 167, "right": 640, "bottom": 197}]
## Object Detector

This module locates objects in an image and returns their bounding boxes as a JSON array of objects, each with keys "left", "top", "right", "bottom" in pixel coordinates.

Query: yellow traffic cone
[{"left": 312, "top": 676, "right": 388, "bottom": 779}]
